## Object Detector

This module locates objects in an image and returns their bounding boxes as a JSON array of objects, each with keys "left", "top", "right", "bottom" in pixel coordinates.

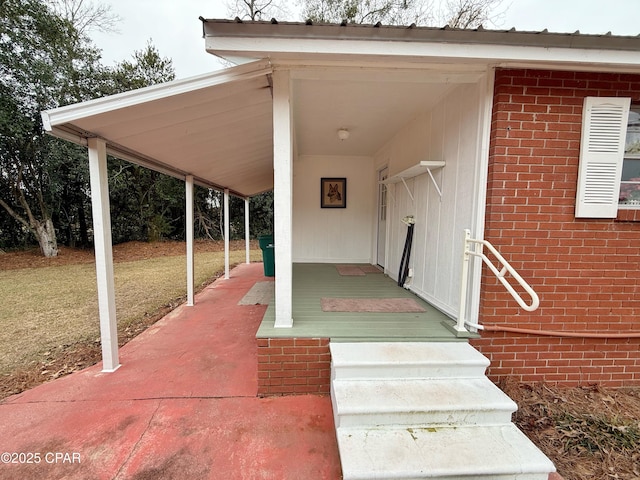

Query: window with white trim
[
  {"left": 575, "top": 97, "right": 631, "bottom": 218},
  {"left": 620, "top": 107, "right": 640, "bottom": 208}
]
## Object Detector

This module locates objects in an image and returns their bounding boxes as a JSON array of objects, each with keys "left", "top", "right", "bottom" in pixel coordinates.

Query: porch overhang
[
  {"left": 41, "top": 59, "right": 275, "bottom": 198},
  {"left": 41, "top": 59, "right": 281, "bottom": 371}
]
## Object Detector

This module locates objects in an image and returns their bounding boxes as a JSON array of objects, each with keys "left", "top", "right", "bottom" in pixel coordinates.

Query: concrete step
[
  {"left": 332, "top": 377, "right": 517, "bottom": 428},
  {"left": 336, "top": 424, "right": 555, "bottom": 480},
  {"left": 330, "top": 342, "right": 490, "bottom": 380}
]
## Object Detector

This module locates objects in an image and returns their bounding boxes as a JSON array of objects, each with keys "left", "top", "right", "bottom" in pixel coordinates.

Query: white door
[{"left": 376, "top": 167, "right": 388, "bottom": 267}]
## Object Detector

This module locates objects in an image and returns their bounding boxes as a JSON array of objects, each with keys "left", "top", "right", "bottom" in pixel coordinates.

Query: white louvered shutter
[{"left": 575, "top": 97, "right": 631, "bottom": 218}]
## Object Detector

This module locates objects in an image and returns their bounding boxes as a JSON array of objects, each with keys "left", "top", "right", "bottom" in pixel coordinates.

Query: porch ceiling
[
  {"left": 41, "top": 60, "right": 275, "bottom": 198},
  {"left": 292, "top": 70, "right": 464, "bottom": 157}
]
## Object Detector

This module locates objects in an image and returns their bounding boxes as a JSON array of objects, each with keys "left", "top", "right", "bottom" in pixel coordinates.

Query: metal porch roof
[
  {"left": 202, "top": 19, "right": 640, "bottom": 72},
  {"left": 202, "top": 18, "right": 640, "bottom": 51},
  {"left": 41, "top": 59, "right": 274, "bottom": 198}
]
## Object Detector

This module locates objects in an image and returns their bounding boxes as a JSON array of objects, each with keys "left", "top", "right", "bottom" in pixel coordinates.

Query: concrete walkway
[{"left": 0, "top": 263, "right": 342, "bottom": 480}]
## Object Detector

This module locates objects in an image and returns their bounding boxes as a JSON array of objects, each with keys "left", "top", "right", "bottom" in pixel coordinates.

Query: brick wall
[
  {"left": 257, "top": 338, "right": 331, "bottom": 396},
  {"left": 472, "top": 69, "right": 640, "bottom": 387}
]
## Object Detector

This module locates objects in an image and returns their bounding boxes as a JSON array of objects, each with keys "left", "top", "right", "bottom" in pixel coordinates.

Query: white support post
[
  {"left": 224, "top": 188, "right": 230, "bottom": 279},
  {"left": 186, "top": 175, "right": 195, "bottom": 306},
  {"left": 272, "top": 69, "right": 294, "bottom": 328},
  {"left": 245, "top": 197, "right": 250, "bottom": 264},
  {"left": 87, "top": 138, "right": 120, "bottom": 372}
]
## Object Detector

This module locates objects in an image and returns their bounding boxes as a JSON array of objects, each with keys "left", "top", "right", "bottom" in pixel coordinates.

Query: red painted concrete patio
[{"left": 0, "top": 263, "right": 342, "bottom": 480}]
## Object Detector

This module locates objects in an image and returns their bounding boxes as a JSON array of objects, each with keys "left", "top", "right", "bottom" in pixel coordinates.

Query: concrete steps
[
  {"left": 331, "top": 342, "right": 490, "bottom": 381},
  {"left": 332, "top": 377, "right": 517, "bottom": 428},
  {"left": 330, "top": 342, "right": 555, "bottom": 480}
]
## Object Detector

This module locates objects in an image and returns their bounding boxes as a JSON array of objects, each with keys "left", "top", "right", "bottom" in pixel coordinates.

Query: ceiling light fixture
[{"left": 337, "top": 128, "right": 350, "bottom": 141}]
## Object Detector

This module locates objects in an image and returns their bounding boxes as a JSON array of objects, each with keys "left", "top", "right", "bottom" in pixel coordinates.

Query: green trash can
[{"left": 258, "top": 234, "right": 275, "bottom": 277}]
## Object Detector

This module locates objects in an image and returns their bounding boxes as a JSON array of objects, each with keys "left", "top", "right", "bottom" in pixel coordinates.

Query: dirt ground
[
  {"left": 501, "top": 380, "right": 640, "bottom": 480},
  {"left": 1, "top": 241, "right": 639, "bottom": 480}
]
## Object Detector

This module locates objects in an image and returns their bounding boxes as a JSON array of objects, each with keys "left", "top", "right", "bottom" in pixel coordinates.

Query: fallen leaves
[{"left": 502, "top": 379, "right": 640, "bottom": 480}]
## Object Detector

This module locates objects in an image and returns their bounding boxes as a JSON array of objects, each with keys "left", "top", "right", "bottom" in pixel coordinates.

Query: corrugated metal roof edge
[{"left": 200, "top": 18, "right": 640, "bottom": 52}]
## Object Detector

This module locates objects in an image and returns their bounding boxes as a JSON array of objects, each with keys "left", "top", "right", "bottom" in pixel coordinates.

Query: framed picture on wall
[{"left": 320, "top": 177, "right": 347, "bottom": 208}]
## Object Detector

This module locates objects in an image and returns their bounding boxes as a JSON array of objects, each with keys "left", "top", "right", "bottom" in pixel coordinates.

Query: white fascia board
[
  {"left": 40, "top": 59, "right": 273, "bottom": 131},
  {"left": 207, "top": 37, "right": 640, "bottom": 70}
]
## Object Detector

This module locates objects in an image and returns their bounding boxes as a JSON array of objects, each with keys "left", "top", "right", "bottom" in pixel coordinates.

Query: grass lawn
[{"left": 0, "top": 248, "right": 262, "bottom": 376}]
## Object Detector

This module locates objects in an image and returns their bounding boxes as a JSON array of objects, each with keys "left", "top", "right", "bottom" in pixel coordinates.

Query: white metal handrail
[{"left": 456, "top": 229, "right": 539, "bottom": 333}]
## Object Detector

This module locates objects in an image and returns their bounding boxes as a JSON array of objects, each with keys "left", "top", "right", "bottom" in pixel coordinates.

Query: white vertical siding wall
[
  {"left": 376, "top": 83, "right": 484, "bottom": 317},
  {"left": 293, "top": 155, "right": 375, "bottom": 263}
]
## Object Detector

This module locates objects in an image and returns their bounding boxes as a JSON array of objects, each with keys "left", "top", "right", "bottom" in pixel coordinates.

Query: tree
[
  {"left": 0, "top": 0, "right": 183, "bottom": 254},
  {"left": 49, "top": 0, "right": 121, "bottom": 36},
  {"left": 226, "top": 0, "right": 290, "bottom": 20},
  {"left": 0, "top": 0, "right": 109, "bottom": 256},
  {"left": 299, "top": 0, "right": 505, "bottom": 27},
  {"left": 108, "top": 165, "right": 186, "bottom": 243},
  {"left": 110, "top": 41, "right": 175, "bottom": 91},
  {"left": 301, "top": 0, "right": 429, "bottom": 25},
  {"left": 439, "top": 0, "right": 505, "bottom": 28},
  {"left": 249, "top": 192, "right": 274, "bottom": 238},
  {"left": 105, "top": 43, "right": 179, "bottom": 243}
]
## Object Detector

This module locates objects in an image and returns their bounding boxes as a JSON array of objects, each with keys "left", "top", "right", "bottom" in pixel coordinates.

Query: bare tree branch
[
  {"left": 49, "top": 0, "right": 121, "bottom": 35},
  {"left": 0, "top": 196, "right": 32, "bottom": 232},
  {"left": 299, "top": 0, "right": 505, "bottom": 27},
  {"left": 441, "top": 0, "right": 506, "bottom": 28},
  {"left": 226, "top": 0, "right": 290, "bottom": 21},
  {"left": 195, "top": 198, "right": 217, "bottom": 241},
  {"left": 15, "top": 164, "right": 38, "bottom": 229}
]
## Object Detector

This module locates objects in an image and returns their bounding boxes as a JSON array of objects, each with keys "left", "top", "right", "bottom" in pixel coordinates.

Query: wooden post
[
  {"left": 87, "top": 138, "right": 120, "bottom": 372},
  {"left": 245, "top": 197, "right": 250, "bottom": 264},
  {"left": 224, "top": 188, "right": 230, "bottom": 279},
  {"left": 186, "top": 175, "right": 194, "bottom": 306},
  {"left": 272, "top": 70, "right": 293, "bottom": 328}
]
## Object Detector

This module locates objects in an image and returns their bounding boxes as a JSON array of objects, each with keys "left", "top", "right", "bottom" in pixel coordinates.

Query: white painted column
[
  {"left": 224, "top": 188, "right": 230, "bottom": 279},
  {"left": 185, "top": 175, "right": 195, "bottom": 306},
  {"left": 272, "top": 69, "right": 294, "bottom": 328},
  {"left": 87, "top": 138, "right": 120, "bottom": 372},
  {"left": 245, "top": 197, "right": 250, "bottom": 264}
]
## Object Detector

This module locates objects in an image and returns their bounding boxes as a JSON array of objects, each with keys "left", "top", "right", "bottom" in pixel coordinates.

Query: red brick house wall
[{"left": 472, "top": 69, "right": 640, "bottom": 387}]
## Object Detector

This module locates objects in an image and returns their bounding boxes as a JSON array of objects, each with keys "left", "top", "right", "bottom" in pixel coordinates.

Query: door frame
[{"left": 376, "top": 165, "right": 389, "bottom": 268}]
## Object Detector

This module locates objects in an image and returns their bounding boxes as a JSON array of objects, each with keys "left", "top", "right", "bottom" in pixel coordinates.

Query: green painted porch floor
[{"left": 257, "top": 263, "right": 468, "bottom": 341}]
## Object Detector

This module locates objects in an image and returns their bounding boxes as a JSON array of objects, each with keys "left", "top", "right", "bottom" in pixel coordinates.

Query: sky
[{"left": 89, "top": 0, "right": 640, "bottom": 79}]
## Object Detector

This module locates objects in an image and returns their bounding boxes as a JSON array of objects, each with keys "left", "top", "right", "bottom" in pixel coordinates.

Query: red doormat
[
  {"left": 335, "top": 265, "right": 366, "bottom": 276},
  {"left": 359, "top": 265, "right": 383, "bottom": 274},
  {"left": 321, "top": 297, "right": 426, "bottom": 313},
  {"left": 335, "top": 265, "right": 383, "bottom": 276}
]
